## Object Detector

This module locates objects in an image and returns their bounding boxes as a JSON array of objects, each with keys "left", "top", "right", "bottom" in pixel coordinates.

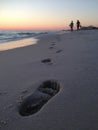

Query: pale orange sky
[{"left": 0, "top": 0, "right": 98, "bottom": 30}]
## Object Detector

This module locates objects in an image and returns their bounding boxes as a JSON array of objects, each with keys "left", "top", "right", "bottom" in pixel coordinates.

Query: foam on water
[
  {"left": 0, "top": 30, "right": 48, "bottom": 51},
  {"left": 0, "top": 30, "right": 48, "bottom": 43}
]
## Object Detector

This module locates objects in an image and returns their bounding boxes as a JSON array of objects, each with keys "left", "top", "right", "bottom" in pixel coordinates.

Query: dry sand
[{"left": 0, "top": 30, "right": 98, "bottom": 130}]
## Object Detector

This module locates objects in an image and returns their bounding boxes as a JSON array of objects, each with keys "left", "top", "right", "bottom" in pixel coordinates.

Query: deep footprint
[
  {"left": 41, "top": 58, "right": 53, "bottom": 65},
  {"left": 19, "top": 80, "right": 61, "bottom": 116},
  {"left": 56, "top": 49, "right": 63, "bottom": 53},
  {"left": 41, "top": 58, "right": 51, "bottom": 63}
]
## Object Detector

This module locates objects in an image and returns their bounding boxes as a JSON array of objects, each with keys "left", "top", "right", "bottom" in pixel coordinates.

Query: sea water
[
  {"left": 0, "top": 30, "right": 68, "bottom": 51},
  {"left": 0, "top": 30, "right": 48, "bottom": 43},
  {"left": 0, "top": 30, "right": 48, "bottom": 51}
]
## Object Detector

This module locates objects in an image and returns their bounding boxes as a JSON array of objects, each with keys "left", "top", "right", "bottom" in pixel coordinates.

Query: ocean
[
  {"left": 0, "top": 30, "right": 48, "bottom": 43},
  {"left": 0, "top": 30, "right": 50, "bottom": 51},
  {"left": 0, "top": 30, "right": 68, "bottom": 51}
]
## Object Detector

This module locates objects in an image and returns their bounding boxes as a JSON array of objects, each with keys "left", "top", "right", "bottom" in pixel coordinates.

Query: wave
[{"left": 0, "top": 31, "right": 48, "bottom": 43}]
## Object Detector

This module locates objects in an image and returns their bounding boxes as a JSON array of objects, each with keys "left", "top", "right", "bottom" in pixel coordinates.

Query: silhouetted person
[
  {"left": 76, "top": 20, "right": 81, "bottom": 30},
  {"left": 69, "top": 21, "right": 74, "bottom": 31}
]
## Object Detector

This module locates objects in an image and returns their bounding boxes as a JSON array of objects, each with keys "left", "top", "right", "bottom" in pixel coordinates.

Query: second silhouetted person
[{"left": 76, "top": 20, "right": 81, "bottom": 30}]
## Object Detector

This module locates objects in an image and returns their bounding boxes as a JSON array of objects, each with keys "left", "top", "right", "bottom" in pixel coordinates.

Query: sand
[
  {"left": 0, "top": 38, "right": 38, "bottom": 51},
  {"left": 0, "top": 30, "right": 98, "bottom": 130}
]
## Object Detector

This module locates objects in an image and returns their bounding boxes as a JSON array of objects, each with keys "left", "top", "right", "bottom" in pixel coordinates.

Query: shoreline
[{"left": 0, "top": 37, "right": 38, "bottom": 51}]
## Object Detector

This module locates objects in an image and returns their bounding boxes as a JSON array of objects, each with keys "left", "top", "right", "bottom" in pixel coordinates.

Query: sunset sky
[{"left": 0, "top": 0, "right": 98, "bottom": 30}]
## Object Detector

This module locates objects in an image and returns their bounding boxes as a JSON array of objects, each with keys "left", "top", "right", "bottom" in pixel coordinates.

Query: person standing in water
[
  {"left": 69, "top": 21, "right": 74, "bottom": 31},
  {"left": 76, "top": 20, "right": 81, "bottom": 30}
]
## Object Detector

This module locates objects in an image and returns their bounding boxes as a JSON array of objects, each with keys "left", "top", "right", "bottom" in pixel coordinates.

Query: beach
[
  {"left": 0, "top": 30, "right": 98, "bottom": 130},
  {"left": 0, "top": 38, "right": 38, "bottom": 51}
]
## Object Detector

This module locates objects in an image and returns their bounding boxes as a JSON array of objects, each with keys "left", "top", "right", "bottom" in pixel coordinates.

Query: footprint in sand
[
  {"left": 56, "top": 49, "right": 63, "bottom": 53},
  {"left": 19, "top": 80, "right": 61, "bottom": 116},
  {"left": 49, "top": 43, "right": 56, "bottom": 49},
  {"left": 49, "top": 46, "right": 54, "bottom": 49},
  {"left": 41, "top": 58, "right": 53, "bottom": 65}
]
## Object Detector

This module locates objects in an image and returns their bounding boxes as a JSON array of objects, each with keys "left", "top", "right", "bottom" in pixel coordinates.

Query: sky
[{"left": 0, "top": 0, "right": 98, "bottom": 30}]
